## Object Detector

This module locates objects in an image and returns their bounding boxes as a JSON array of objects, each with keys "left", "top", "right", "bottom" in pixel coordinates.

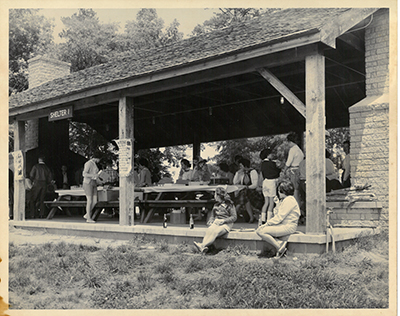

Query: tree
[
  {"left": 122, "top": 9, "right": 183, "bottom": 51},
  {"left": 9, "top": 9, "right": 55, "bottom": 95},
  {"left": 57, "top": 9, "right": 120, "bottom": 72},
  {"left": 213, "top": 135, "right": 283, "bottom": 169},
  {"left": 191, "top": 8, "right": 279, "bottom": 36},
  {"left": 69, "top": 121, "right": 117, "bottom": 164}
]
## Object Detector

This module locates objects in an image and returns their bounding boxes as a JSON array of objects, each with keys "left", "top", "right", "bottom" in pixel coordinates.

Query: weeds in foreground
[{"left": 9, "top": 232, "right": 389, "bottom": 309}]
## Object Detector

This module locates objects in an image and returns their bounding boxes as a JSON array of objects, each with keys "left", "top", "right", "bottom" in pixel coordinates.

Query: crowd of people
[{"left": 11, "top": 131, "right": 351, "bottom": 257}]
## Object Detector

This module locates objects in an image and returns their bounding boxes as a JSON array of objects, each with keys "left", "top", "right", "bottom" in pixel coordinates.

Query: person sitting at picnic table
[
  {"left": 178, "top": 158, "right": 193, "bottom": 181},
  {"left": 191, "top": 156, "right": 211, "bottom": 182},
  {"left": 137, "top": 157, "right": 152, "bottom": 187},
  {"left": 82, "top": 151, "right": 102, "bottom": 223},
  {"left": 57, "top": 165, "right": 71, "bottom": 189},
  {"left": 194, "top": 186, "right": 237, "bottom": 253},
  {"left": 233, "top": 157, "right": 258, "bottom": 223},
  {"left": 103, "top": 160, "right": 119, "bottom": 186},
  {"left": 256, "top": 180, "right": 300, "bottom": 258},
  {"left": 216, "top": 161, "right": 234, "bottom": 184}
]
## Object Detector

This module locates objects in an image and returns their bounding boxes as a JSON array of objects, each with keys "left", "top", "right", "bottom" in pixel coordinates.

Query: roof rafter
[{"left": 257, "top": 67, "right": 306, "bottom": 118}]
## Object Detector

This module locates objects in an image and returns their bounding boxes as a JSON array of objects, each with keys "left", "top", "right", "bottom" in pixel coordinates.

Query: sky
[{"left": 40, "top": 8, "right": 219, "bottom": 42}]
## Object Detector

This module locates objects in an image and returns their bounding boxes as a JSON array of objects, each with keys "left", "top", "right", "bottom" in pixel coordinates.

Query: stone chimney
[
  {"left": 28, "top": 55, "right": 71, "bottom": 88},
  {"left": 25, "top": 56, "right": 71, "bottom": 151},
  {"left": 348, "top": 9, "right": 390, "bottom": 226}
]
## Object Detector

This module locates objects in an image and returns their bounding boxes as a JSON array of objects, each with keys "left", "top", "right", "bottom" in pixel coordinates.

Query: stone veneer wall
[
  {"left": 348, "top": 9, "right": 389, "bottom": 226},
  {"left": 25, "top": 56, "right": 71, "bottom": 151}
]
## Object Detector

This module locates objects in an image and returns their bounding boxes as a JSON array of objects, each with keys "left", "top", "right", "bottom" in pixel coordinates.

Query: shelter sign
[
  {"left": 116, "top": 139, "right": 132, "bottom": 177},
  {"left": 49, "top": 105, "right": 73, "bottom": 121},
  {"left": 13, "top": 150, "right": 24, "bottom": 180}
]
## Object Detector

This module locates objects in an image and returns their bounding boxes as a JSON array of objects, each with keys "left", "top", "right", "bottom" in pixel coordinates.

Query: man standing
[
  {"left": 282, "top": 132, "right": 304, "bottom": 207},
  {"left": 29, "top": 156, "right": 53, "bottom": 218}
]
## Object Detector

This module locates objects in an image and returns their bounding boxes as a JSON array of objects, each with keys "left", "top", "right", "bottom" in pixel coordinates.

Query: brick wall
[
  {"left": 25, "top": 56, "right": 71, "bottom": 151},
  {"left": 348, "top": 9, "right": 389, "bottom": 226},
  {"left": 365, "top": 9, "right": 390, "bottom": 96}
]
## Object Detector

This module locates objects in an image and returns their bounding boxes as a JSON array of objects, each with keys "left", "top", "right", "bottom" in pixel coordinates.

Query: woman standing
[
  {"left": 256, "top": 180, "right": 300, "bottom": 258},
  {"left": 194, "top": 186, "right": 237, "bottom": 253},
  {"left": 82, "top": 152, "right": 102, "bottom": 223},
  {"left": 260, "top": 147, "right": 281, "bottom": 225}
]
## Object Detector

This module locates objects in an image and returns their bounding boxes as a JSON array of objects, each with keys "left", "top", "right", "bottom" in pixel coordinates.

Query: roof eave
[{"left": 320, "top": 8, "right": 379, "bottom": 48}]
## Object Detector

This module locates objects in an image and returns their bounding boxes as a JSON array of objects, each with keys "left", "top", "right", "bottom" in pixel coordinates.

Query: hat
[{"left": 194, "top": 156, "right": 207, "bottom": 164}]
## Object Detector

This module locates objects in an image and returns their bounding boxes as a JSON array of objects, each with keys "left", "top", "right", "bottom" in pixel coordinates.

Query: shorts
[
  {"left": 287, "top": 167, "right": 300, "bottom": 190},
  {"left": 262, "top": 178, "right": 278, "bottom": 197},
  {"left": 83, "top": 181, "right": 97, "bottom": 197}
]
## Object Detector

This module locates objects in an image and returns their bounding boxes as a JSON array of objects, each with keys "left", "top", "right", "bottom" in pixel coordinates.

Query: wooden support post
[
  {"left": 119, "top": 96, "right": 135, "bottom": 226},
  {"left": 193, "top": 135, "right": 201, "bottom": 159},
  {"left": 13, "top": 120, "right": 26, "bottom": 221},
  {"left": 305, "top": 52, "right": 326, "bottom": 234}
]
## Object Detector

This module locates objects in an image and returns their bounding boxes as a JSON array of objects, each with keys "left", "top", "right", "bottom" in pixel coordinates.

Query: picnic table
[
  {"left": 44, "top": 184, "right": 244, "bottom": 224},
  {"left": 139, "top": 184, "right": 243, "bottom": 223},
  {"left": 45, "top": 186, "right": 128, "bottom": 220}
]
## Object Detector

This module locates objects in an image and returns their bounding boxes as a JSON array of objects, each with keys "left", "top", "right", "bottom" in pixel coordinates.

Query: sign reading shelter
[
  {"left": 116, "top": 139, "right": 132, "bottom": 177},
  {"left": 13, "top": 150, "right": 24, "bottom": 180},
  {"left": 49, "top": 106, "right": 73, "bottom": 121}
]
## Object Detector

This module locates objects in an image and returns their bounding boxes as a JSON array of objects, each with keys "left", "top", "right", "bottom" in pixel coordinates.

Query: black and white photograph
[{"left": 2, "top": 1, "right": 396, "bottom": 314}]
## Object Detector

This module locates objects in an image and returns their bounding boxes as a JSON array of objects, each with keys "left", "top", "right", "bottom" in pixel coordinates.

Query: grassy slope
[{"left": 9, "top": 231, "right": 388, "bottom": 309}]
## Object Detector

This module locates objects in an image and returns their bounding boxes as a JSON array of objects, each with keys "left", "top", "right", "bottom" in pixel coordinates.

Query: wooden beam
[
  {"left": 337, "top": 33, "right": 364, "bottom": 53},
  {"left": 305, "top": 52, "right": 326, "bottom": 234},
  {"left": 320, "top": 8, "right": 378, "bottom": 48},
  {"left": 13, "top": 120, "right": 26, "bottom": 221},
  {"left": 118, "top": 96, "right": 135, "bottom": 226},
  {"left": 193, "top": 136, "right": 201, "bottom": 160},
  {"left": 257, "top": 67, "right": 306, "bottom": 118}
]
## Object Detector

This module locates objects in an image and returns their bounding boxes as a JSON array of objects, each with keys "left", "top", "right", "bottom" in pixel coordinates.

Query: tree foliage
[
  {"left": 213, "top": 135, "right": 287, "bottom": 170},
  {"left": 58, "top": 9, "right": 120, "bottom": 72},
  {"left": 9, "top": 9, "right": 55, "bottom": 95},
  {"left": 120, "top": 9, "right": 183, "bottom": 52},
  {"left": 55, "top": 8, "right": 183, "bottom": 71},
  {"left": 69, "top": 121, "right": 117, "bottom": 163},
  {"left": 191, "top": 8, "right": 279, "bottom": 36}
]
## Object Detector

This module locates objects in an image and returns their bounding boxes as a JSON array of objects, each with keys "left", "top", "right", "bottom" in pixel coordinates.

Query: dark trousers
[
  {"left": 326, "top": 178, "right": 343, "bottom": 192},
  {"left": 341, "top": 175, "right": 351, "bottom": 188},
  {"left": 29, "top": 181, "right": 47, "bottom": 217}
]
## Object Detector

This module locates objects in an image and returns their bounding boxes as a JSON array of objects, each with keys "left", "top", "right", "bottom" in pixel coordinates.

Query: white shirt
[
  {"left": 326, "top": 159, "right": 339, "bottom": 180},
  {"left": 233, "top": 169, "right": 258, "bottom": 190},
  {"left": 286, "top": 144, "right": 304, "bottom": 168}
]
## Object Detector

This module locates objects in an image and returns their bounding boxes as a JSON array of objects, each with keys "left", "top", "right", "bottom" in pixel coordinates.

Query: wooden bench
[
  {"left": 45, "top": 200, "right": 122, "bottom": 220},
  {"left": 140, "top": 199, "right": 215, "bottom": 223},
  {"left": 44, "top": 199, "right": 216, "bottom": 223}
]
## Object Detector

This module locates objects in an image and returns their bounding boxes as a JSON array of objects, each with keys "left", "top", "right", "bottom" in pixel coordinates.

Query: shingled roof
[{"left": 9, "top": 8, "right": 355, "bottom": 109}]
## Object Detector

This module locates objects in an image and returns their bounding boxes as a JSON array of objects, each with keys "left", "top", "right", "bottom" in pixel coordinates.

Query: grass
[{"left": 8, "top": 229, "right": 389, "bottom": 309}]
